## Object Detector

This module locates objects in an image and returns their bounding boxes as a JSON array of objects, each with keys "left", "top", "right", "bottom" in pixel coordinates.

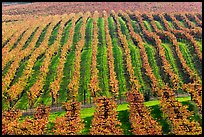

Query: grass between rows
[
  {"left": 143, "top": 20, "right": 153, "bottom": 32},
  {"left": 78, "top": 18, "right": 93, "bottom": 104},
  {"left": 144, "top": 44, "right": 164, "bottom": 87},
  {"left": 14, "top": 55, "right": 45, "bottom": 109},
  {"left": 165, "top": 17, "right": 201, "bottom": 69},
  {"left": 13, "top": 22, "right": 53, "bottom": 109},
  {"left": 178, "top": 42, "right": 201, "bottom": 78},
  {"left": 34, "top": 21, "right": 73, "bottom": 107},
  {"left": 17, "top": 22, "right": 62, "bottom": 109},
  {"left": 21, "top": 27, "right": 39, "bottom": 50},
  {"left": 58, "top": 18, "right": 83, "bottom": 103},
  {"left": 161, "top": 43, "right": 184, "bottom": 87},
  {"left": 108, "top": 16, "right": 127, "bottom": 98},
  {"left": 96, "top": 17, "right": 110, "bottom": 96},
  {"left": 130, "top": 18, "right": 165, "bottom": 88},
  {"left": 154, "top": 20, "right": 163, "bottom": 30},
  {"left": 197, "top": 40, "right": 202, "bottom": 52},
  {"left": 118, "top": 17, "right": 147, "bottom": 92}
]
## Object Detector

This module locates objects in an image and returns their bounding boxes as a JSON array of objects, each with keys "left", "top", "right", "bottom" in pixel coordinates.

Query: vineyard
[{"left": 2, "top": 9, "right": 202, "bottom": 135}]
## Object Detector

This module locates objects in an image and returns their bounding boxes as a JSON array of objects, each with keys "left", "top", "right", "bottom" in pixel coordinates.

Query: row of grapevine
[
  {"left": 88, "top": 11, "right": 101, "bottom": 97},
  {"left": 114, "top": 11, "right": 162, "bottom": 135},
  {"left": 185, "top": 13, "right": 202, "bottom": 27},
  {"left": 90, "top": 97, "right": 123, "bottom": 135},
  {"left": 2, "top": 105, "right": 50, "bottom": 135},
  {"left": 3, "top": 16, "right": 62, "bottom": 108},
  {"left": 68, "top": 12, "right": 91, "bottom": 98},
  {"left": 2, "top": 17, "right": 51, "bottom": 101},
  {"left": 132, "top": 12, "right": 181, "bottom": 90},
  {"left": 2, "top": 18, "right": 46, "bottom": 92},
  {"left": 155, "top": 14, "right": 202, "bottom": 109},
  {"left": 2, "top": 21, "right": 40, "bottom": 68},
  {"left": 28, "top": 14, "right": 74, "bottom": 107},
  {"left": 2, "top": 16, "right": 32, "bottom": 47},
  {"left": 2, "top": 15, "right": 43, "bottom": 57},
  {"left": 53, "top": 99, "right": 84, "bottom": 135},
  {"left": 103, "top": 11, "right": 119, "bottom": 98},
  {"left": 50, "top": 13, "right": 81, "bottom": 105},
  {"left": 2, "top": 11, "right": 202, "bottom": 135},
  {"left": 125, "top": 11, "right": 201, "bottom": 135}
]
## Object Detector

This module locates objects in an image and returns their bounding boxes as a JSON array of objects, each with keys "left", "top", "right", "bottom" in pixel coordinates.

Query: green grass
[
  {"left": 58, "top": 18, "right": 83, "bottom": 103},
  {"left": 131, "top": 20, "right": 147, "bottom": 43},
  {"left": 118, "top": 17, "right": 148, "bottom": 92},
  {"left": 96, "top": 17, "right": 110, "bottom": 97},
  {"left": 197, "top": 41, "right": 202, "bottom": 52},
  {"left": 34, "top": 21, "right": 73, "bottom": 107},
  {"left": 35, "top": 23, "right": 51, "bottom": 49},
  {"left": 14, "top": 55, "right": 46, "bottom": 109},
  {"left": 144, "top": 43, "right": 164, "bottom": 86},
  {"left": 143, "top": 20, "right": 153, "bottom": 32},
  {"left": 162, "top": 43, "right": 183, "bottom": 84},
  {"left": 13, "top": 24, "right": 53, "bottom": 110},
  {"left": 155, "top": 20, "right": 163, "bottom": 30},
  {"left": 60, "top": 21, "right": 72, "bottom": 46},
  {"left": 166, "top": 20, "right": 175, "bottom": 29},
  {"left": 178, "top": 42, "right": 200, "bottom": 77},
  {"left": 10, "top": 56, "right": 29, "bottom": 86},
  {"left": 179, "top": 41, "right": 201, "bottom": 76},
  {"left": 108, "top": 16, "right": 127, "bottom": 98},
  {"left": 48, "top": 22, "right": 60, "bottom": 46},
  {"left": 131, "top": 20, "right": 140, "bottom": 34},
  {"left": 78, "top": 18, "right": 93, "bottom": 104},
  {"left": 178, "top": 20, "right": 185, "bottom": 28}
]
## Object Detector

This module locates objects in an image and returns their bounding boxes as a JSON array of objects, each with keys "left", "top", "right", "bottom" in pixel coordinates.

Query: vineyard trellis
[{"left": 2, "top": 10, "right": 202, "bottom": 135}]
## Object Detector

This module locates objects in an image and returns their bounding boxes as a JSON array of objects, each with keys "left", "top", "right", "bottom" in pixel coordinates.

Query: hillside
[
  {"left": 2, "top": 2, "right": 202, "bottom": 135},
  {"left": 2, "top": 2, "right": 202, "bottom": 15}
]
